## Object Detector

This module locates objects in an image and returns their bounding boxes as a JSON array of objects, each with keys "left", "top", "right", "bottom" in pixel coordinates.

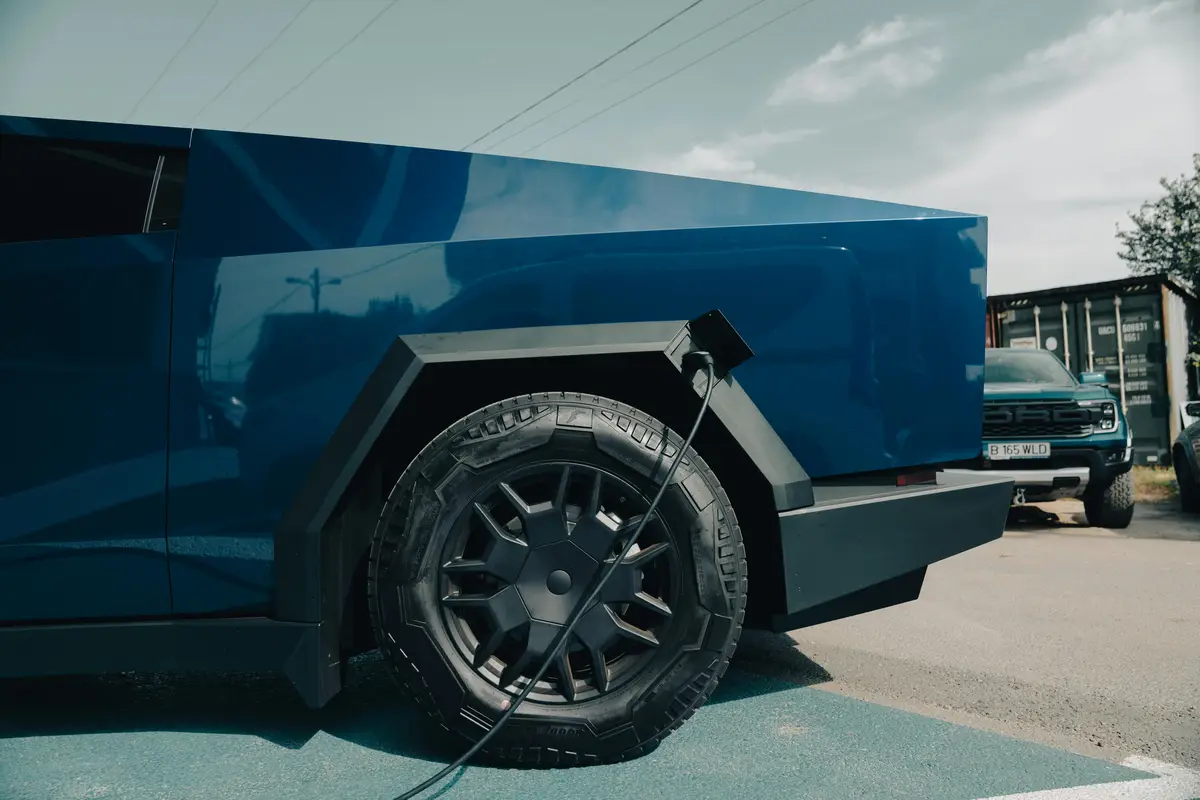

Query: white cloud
[
  {"left": 643, "top": 2, "right": 1198, "bottom": 296},
  {"left": 858, "top": 16, "right": 925, "bottom": 50},
  {"left": 768, "top": 15, "right": 943, "bottom": 105},
  {"left": 648, "top": 128, "right": 817, "bottom": 187},
  {"left": 648, "top": 126, "right": 900, "bottom": 202},
  {"left": 987, "top": 0, "right": 1187, "bottom": 92},
  {"left": 889, "top": 2, "right": 1199, "bottom": 294}
]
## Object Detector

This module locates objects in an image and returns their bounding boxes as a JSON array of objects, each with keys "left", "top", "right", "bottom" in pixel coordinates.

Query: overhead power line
[
  {"left": 519, "top": 0, "right": 823, "bottom": 157},
  {"left": 242, "top": 0, "right": 402, "bottom": 131},
  {"left": 125, "top": 1, "right": 220, "bottom": 122},
  {"left": 191, "top": 0, "right": 316, "bottom": 124},
  {"left": 336, "top": 242, "right": 442, "bottom": 281},
  {"left": 459, "top": 0, "right": 708, "bottom": 152},
  {"left": 483, "top": 0, "right": 771, "bottom": 153},
  {"left": 212, "top": 287, "right": 302, "bottom": 349}
]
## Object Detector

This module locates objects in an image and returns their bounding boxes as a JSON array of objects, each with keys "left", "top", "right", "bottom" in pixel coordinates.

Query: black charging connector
[
  {"left": 393, "top": 354, "right": 720, "bottom": 800},
  {"left": 682, "top": 349, "right": 717, "bottom": 376}
]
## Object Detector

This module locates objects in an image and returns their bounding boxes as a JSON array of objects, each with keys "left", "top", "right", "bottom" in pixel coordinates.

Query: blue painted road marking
[{"left": 0, "top": 663, "right": 1170, "bottom": 800}]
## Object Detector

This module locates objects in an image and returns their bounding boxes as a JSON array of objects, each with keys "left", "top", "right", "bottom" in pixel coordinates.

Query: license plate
[{"left": 987, "top": 442, "right": 1050, "bottom": 460}]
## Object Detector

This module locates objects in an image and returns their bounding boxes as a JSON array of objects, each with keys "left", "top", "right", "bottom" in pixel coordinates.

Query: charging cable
[{"left": 395, "top": 351, "right": 719, "bottom": 799}]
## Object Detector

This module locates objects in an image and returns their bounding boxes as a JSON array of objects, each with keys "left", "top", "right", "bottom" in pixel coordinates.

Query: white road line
[{"left": 975, "top": 757, "right": 1200, "bottom": 799}]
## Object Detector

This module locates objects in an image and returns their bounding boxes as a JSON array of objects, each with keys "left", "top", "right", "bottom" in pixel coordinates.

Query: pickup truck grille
[{"left": 983, "top": 400, "right": 1096, "bottom": 439}]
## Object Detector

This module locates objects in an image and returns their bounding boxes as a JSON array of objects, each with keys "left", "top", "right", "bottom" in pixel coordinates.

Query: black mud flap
[{"left": 766, "top": 471, "right": 1014, "bottom": 632}]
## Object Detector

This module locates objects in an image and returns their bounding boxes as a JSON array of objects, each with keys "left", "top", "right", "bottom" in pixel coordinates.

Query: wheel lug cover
[
  {"left": 546, "top": 569, "right": 572, "bottom": 595},
  {"left": 516, "top": 541, "right": 596, "bottom": 624}
]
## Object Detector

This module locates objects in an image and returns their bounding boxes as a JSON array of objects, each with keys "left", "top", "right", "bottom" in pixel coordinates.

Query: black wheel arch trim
[{"left": 270, "top": 310, "right": 813, "bottom": 706}]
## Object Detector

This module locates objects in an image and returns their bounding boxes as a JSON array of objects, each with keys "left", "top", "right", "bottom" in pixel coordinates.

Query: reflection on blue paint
[
  {"left": 0, "top": 116, "right": 988, "bottom": 618},
  {"left": 0, "top": 232, "right": 176, "bottom": 622}
]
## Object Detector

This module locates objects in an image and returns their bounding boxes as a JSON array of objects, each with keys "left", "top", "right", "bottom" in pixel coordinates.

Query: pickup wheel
[
  {"left": 366, "top": 393, "right": 747, "bottom": 766},
  {"left": 1082, "top": 470, "right": 1135, "bottom": 529}
]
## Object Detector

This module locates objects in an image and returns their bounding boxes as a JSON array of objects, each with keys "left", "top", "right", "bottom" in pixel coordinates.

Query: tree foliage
[{"left": 1117, "top": 153, "right": 1200, "bottom": 285}]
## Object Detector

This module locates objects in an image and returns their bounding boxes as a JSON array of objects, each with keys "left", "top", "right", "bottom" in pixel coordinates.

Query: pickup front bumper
[
  {"left": 943, "top": 432, "right": 1133, "bottom": 503},
  {"left": 944, "top": 464, "right": 1092, "bottom": 500}
]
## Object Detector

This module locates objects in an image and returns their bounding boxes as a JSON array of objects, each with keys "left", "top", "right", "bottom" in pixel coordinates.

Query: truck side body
[{"left": 0, "top": 116, "right": 1011, "bottom": 717}]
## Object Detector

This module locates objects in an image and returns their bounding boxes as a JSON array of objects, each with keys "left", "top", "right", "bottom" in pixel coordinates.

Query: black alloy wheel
[{"left": 367, "top": 393, "right": 747, "bottom": 766}]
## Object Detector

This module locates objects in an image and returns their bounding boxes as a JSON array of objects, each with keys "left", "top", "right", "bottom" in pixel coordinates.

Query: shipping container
[{"left": 988, "top": 276, "right": 1198, "bottom": 466}]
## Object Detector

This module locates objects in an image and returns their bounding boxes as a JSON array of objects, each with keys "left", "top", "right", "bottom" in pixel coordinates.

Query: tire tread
[{"left": 1083, "top": 469, "right": 1135, "bottom": 529}]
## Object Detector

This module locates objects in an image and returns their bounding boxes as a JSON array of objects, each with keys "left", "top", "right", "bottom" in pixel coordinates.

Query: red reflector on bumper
[{"left": 897, "top": 470, "right": 938, "bottom": 487}]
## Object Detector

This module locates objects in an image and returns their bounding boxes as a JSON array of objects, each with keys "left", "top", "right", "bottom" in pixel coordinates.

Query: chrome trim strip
[{"left": 142, "top": 153, "right": 165, "bottom": 232}]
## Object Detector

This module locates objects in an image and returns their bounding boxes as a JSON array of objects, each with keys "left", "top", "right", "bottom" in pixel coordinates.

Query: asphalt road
[
  {"left": 2, "top": 499, "right": 1197, "bottom": 799},
  {"left": 781, "top": 498, "right": 1200, "bottom": 770}
]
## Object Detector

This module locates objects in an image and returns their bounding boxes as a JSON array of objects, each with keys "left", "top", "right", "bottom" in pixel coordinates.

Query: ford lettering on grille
[{"left": 983, "top": 402, "right": 1097, "bottom": 438}]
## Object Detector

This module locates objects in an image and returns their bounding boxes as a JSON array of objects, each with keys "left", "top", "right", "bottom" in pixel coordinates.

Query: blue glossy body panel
[
  {"left": 0, "top": 232, "right": 175, "bottom": 622},
  {"left": 1, "top": 116, "right": 990, "bottom": 618}
]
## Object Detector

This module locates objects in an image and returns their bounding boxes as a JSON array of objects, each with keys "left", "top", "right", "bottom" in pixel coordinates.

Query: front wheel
[
  {"left": 1082, "top": 470, "right": 1135, "bottom": 529},
  {"left": 366, "top": 393, "right": 747, "bottom": 766}
]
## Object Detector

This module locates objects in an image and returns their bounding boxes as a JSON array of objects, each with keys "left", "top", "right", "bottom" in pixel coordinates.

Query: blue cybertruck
[{"left": 0, "top": 116, "right": 1012, "bottom": 764}]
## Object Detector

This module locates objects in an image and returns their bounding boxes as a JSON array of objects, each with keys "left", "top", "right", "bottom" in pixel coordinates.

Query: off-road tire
[
  {"left": 1082, "top": 470, "right": 1135, "bottom": 529},
  {"left": 1173, "top": 450, "right": 1200, "bottom": 513},
  {"left": 366, "top": 392, "right": 747, "bottom": 766}
]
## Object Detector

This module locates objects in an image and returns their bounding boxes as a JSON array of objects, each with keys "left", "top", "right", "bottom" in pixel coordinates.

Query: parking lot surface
[
  {"left": 2, "top": 499, "right": 1197, "bottom": 800},
  {"left": 790, "top": 498, "right": 1200, "bottom": 772}
]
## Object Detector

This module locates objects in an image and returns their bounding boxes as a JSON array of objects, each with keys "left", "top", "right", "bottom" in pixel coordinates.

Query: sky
[{"left": 0, "top": 0, "right": 1196, "bottom": 295}]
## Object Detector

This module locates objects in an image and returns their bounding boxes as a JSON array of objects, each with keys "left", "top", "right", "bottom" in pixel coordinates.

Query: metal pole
[
  {"left": 285, "top": 268, "right": 342, "bottom": 314},
  {"left": 1033, "top": 305, "right": 1041, "bottom": 348},
  {"left": 1084, "top": 298, "right": 1095, "bottom": 371},
  {"left": 1114, "top": 295, "right": 1127, "bottom": 412},
  {"left": 1060, "top": 300, "right": 1070, "bottom": 370}
]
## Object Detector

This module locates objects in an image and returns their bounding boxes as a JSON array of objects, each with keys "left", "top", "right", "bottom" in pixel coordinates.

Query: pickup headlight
[{"left": 1080, "top": 400, "right": 1119, "bottom": 432}]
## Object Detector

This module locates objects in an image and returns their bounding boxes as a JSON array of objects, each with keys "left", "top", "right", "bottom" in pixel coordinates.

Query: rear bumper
[{"left": 765, "top": 471, "right": 1013, "bottom": 632}]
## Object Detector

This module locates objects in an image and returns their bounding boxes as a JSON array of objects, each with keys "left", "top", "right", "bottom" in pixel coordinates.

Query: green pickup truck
[{"left": 948, "top": 347, "right": 1135, "bottom": 528}]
